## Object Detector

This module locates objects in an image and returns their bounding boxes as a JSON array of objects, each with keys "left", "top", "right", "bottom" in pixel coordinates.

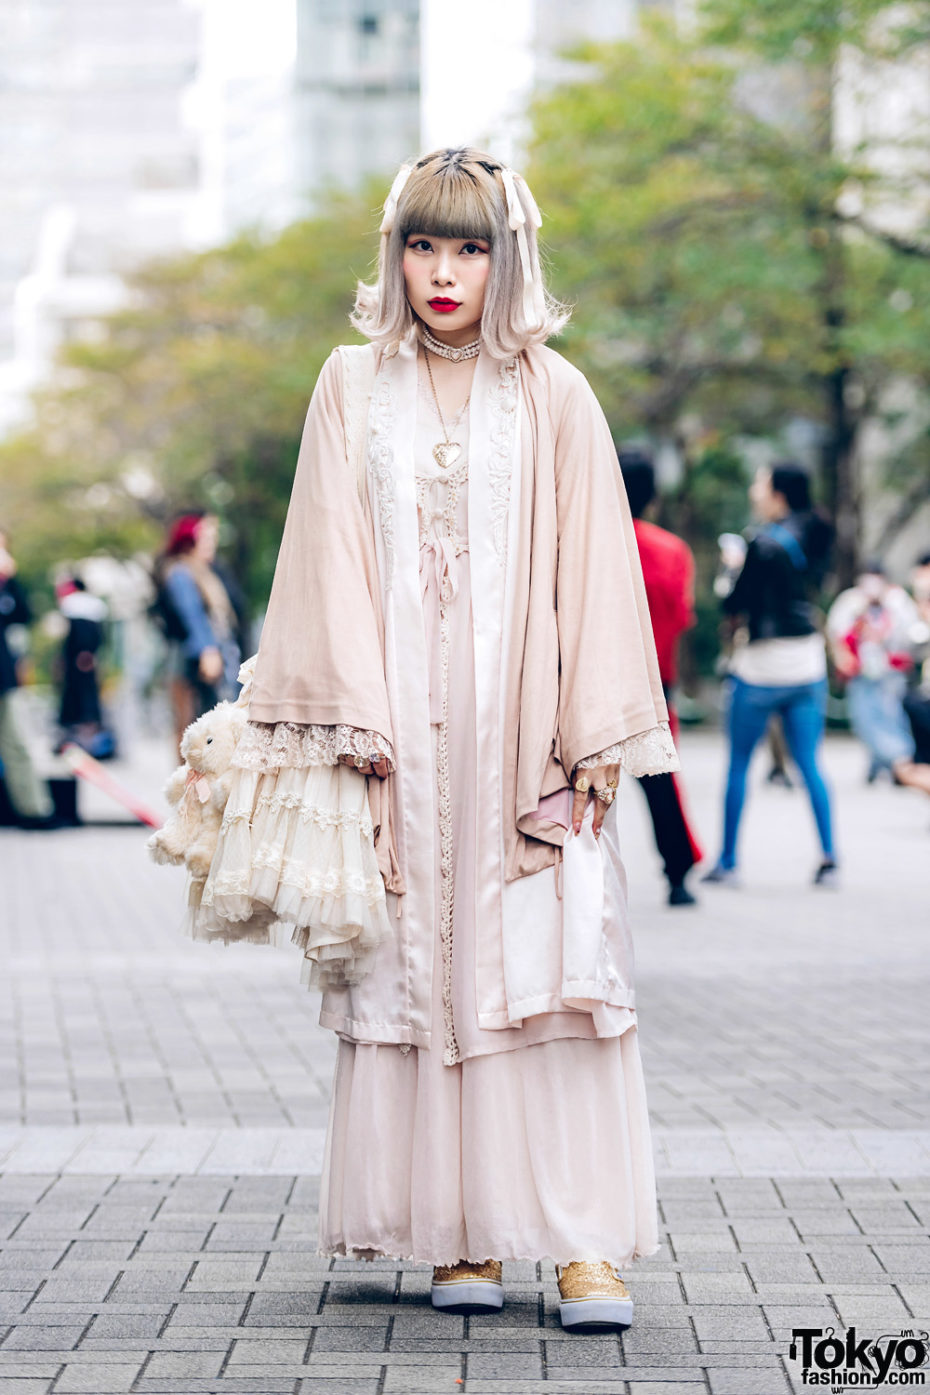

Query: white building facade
[
  {"left": 0, "top": 0, "right": 206, "bottom": 434},
  {"left": 295, "top": 0, "right": 420, "bottom": 196}
]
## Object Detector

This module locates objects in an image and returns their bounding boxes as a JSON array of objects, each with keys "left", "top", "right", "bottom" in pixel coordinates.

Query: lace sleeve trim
[
  {"left": 576, "top": 721, "right": 680, "bottom": 778},
  {"left": 234, "top": 721, "right": 395, "bottom": 773}
]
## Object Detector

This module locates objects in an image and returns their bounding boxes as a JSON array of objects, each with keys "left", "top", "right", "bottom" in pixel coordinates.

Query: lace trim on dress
[
  {"left": 208, "top": 863, "right": 383, "bottom": 904},
  {"left": 436, "top": 580, "right": 459, "bottom": 1065},
  {"left": 415, "top": 458, "right": 469, "bottom": 558},
  {"left": 234, "top": 721, "right": 395, "bottom": 773},
  {"left": 224, "top": 792, "right": 375, "bottom": 835},
  {"left": 368, "top": 371, "right": 397, "bottom": 588},
  {"left": 487, "top": 357, "right": 519, "bottom": 567},
  {"left": 575, "top": 721, "right": 680, "bottom": 778},
  {"left": 414, "top": 402, "right": 469, "bottom": 1065}
]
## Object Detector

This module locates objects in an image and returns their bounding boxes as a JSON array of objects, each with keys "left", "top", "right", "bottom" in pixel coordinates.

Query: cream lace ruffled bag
[
  {"left": 194, "top": 749, "right": 391, "bottom": 988},
  {"left": 191, "top": 345, "right": 391, "bottom": 988}
]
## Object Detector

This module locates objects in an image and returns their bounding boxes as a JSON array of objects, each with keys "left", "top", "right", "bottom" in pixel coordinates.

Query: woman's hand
[
  {"left": 198, "top": 646, "right": 224, "bottom": 684},
  {"left": 572, "top": 763, "right": 620, "bottom": 839},
  {"left": 338, "top": 752, "right": 392, "bottom": 780}
]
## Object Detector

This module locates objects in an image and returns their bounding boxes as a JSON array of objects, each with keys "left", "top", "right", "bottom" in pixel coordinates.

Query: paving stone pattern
[
  {"left": 0, "top": 729, "right": 928, "bottom": 1392},
  {"left": 0, "top": 1173, "right": 928, "bottom": 1393}
]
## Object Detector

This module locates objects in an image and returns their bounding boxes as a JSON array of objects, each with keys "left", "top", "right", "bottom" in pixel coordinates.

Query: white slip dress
[{"left": 319, "top": 374, "right": 658, "bottom": 1266}]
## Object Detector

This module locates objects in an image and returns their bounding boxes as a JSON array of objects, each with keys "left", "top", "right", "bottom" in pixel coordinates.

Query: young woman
[
  {"left": 212, "top": 149, "right": 677, "bottom": 1329},
  {"left": 704, "top": 462, "right": 837, "bottom": 887},
  {"left": 154, "top": 513, "right": 242, "bottom": 754}
]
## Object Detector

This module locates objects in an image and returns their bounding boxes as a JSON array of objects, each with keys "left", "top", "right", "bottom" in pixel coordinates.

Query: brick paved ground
[{"left": 0, "top": 729, "right": 928, "bottom": 1393}]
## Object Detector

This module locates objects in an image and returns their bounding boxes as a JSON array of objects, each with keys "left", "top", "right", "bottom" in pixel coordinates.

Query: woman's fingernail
[{"left": 573, "top": 822, "right": 581, "bottom": 834}]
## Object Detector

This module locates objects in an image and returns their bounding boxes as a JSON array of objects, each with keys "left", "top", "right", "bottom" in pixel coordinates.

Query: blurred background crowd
[{"left": 1, "top": 0, "right": 929, "bottom": 849}]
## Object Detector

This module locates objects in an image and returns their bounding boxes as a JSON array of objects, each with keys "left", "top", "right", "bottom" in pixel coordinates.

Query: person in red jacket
[{"left": 619, "top": 450, "right": 704, "bottom": 904}]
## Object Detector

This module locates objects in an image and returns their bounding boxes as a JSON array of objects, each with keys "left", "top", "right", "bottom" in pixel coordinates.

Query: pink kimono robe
[{"left": 244, "top": 334, "right": 676, "bottom": 1264}]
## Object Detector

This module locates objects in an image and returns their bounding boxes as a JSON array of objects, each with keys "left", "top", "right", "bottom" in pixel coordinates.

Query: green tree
[
  {"left": 528, "top": 3, "right": 930, "bottom": 586},
  {"left": 0, "top": 186, "right": 381, "bottom": 611}
]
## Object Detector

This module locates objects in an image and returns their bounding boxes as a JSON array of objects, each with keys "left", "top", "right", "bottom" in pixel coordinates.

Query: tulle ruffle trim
[
  {"left": 576, "top": 721, "right": 680, "bottom": 778},
  {"left": 189, "top": 762, "right": 390, "bottom": 989},
  {"left": 234, "top": 721, "right": 395, "bottom": 773}
]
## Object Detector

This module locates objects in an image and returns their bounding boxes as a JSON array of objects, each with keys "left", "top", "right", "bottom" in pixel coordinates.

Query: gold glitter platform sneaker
[
  {"left": 557, "top": 1260, "right": 634, "bottom": 1329},
  {"left": 431, "top": 1259, "right": 504, "bottom": 1311}
]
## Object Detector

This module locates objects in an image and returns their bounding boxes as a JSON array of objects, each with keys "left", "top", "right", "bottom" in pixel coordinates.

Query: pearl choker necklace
[{"left": 421, "top": 326, "right": 481, "bottom": 362}]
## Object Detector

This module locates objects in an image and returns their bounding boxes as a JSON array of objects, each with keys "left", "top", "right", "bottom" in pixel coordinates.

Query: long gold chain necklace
[{"left": 424, "top": 348, "right": 471, "bottom": 470}]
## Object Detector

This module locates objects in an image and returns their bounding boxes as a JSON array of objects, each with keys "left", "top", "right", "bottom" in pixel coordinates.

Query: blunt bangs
[{"left": 398, "top": 161, "right": 497, "bottom": 244}]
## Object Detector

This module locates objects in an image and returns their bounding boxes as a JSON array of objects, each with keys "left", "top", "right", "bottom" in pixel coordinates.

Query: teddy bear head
[{"left": 180, "top": 701, "right": 246, "bottom": 775}]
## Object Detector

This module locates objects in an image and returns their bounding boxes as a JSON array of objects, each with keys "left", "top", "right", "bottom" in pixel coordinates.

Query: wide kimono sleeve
[
  {"left": 248, "top": 350, "right": 394, "bottom": 741},
  {"left": 553, "top": 369, "right": 676, "bottom": 778},
  {"left": 189, "top": 351, "right": 403, "bottom": 977}
]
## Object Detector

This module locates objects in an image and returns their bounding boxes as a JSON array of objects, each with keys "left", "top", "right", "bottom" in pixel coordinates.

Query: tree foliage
[
  {"left": 528, "top": 1, "right": 930, "bottom": 584},
  {"left": 0, "top": 186, "right": 381, "bottom": 607}
]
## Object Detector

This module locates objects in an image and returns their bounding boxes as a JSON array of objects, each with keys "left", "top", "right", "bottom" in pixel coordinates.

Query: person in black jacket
[
  {"left": 0, "top": 531, "right": 54, "bottom": 822},
  {"left": 703, "top": 464, "right": 838, "bottom": 887}
]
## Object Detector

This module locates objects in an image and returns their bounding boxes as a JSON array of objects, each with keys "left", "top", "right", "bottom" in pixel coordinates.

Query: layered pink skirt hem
[{"left": 320, "top": 1028, "right": 658, "bottom": 1267}]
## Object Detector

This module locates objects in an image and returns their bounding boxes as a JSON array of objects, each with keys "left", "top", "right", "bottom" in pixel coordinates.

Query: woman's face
[
  {"left": 402, "top": 233, "right": 490, "bottom": 340},
  {"left": 194, "top": 514, "right": 219, "bottom": 563},
  {"left": 749, "top": 468, "right": 785, "bottom": 522}
]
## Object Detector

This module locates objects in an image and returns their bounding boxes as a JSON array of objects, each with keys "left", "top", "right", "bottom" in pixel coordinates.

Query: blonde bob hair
[{"left": 352, "top": 147, "right": 569, "bottom": 359}]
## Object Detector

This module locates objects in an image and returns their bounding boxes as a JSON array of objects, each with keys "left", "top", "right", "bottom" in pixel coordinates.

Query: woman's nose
[{"left": 432, "top": 255, "right": 455, "bottom": 285}]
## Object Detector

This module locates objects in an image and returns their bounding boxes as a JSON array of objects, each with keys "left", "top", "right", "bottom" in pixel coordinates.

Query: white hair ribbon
[
  {"left": 517, "top": 174, "right": 543, "bottom": 231},
  {"left": 501, "top": 167, "right": 545, "bottom": 326},
  {"left": 380, "top": 163, "right": 413, "bottom": 235}
]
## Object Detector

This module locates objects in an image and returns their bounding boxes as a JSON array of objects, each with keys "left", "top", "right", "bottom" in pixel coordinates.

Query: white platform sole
[
  {"left": 559, "top": 1295, "right": 634, "bottom": 1329},
  {"left": 430, "top": 1279, "right": 504, "bottom": 1311}
]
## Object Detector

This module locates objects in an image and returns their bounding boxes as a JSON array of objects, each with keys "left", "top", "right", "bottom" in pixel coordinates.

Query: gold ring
[
  {"left": 607, "top": 778, "right": 619, "bottom": 789},
  {"left": 354, "top": 754, "right": 368, "bottom": 768},
  {"left": 595, "top": 787, "right": 616, "bottom": 804},
  {"left": 575, "top": 775, "right": 590, "bottom": 793}
]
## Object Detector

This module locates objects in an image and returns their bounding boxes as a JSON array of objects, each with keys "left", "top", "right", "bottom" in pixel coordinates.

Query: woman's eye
[
  {"left": 409, "top": 239, "right": 431, "bottom": 252},
  {"left": 462, "top": 243, "right": 486, "bottom": 256}
]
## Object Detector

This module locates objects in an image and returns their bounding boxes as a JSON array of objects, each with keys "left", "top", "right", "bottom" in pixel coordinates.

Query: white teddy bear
[{"left": 147, "top": 699, "right": 248, "bottom": 880}]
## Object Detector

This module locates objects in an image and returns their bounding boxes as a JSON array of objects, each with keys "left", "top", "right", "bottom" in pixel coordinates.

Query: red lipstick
[{"left": 428, "top": 298, "right": 460, "bottom": 313}]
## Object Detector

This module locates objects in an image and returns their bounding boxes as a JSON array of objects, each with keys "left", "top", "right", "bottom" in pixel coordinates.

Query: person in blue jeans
[
  {"left": 704, "top": 463, "right": 838, "bottom": 888},
  {"left": 826, "top": 563, "right": 917, "bottom": 783},
  {"left": 153, "top": 513, "right": 243, "bottom": 756}
]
